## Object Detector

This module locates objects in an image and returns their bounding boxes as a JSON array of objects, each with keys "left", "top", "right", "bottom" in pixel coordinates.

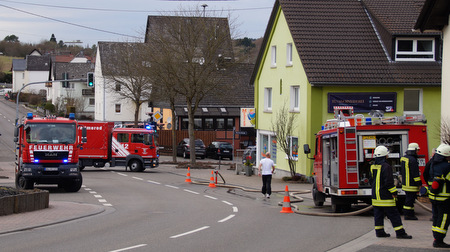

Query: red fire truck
[
  {"left": 14, "top": 113, "right": 86, "bottom": 192},
  {"left": 304, "top": 107, "right": 429, "bottom": 212},
  {"left": 78, "top": 121, "right": 159, "bottom": 172}
]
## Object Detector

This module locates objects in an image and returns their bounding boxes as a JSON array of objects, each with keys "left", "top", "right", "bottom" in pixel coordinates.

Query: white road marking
[
  {"left": 103, "top": 203, "right": 113, "bottom": 207},
  {"left": 132, "top": 176, "right": 143, "bottom": 180},
  {"left": 84, "top": 188, "right": 92, "bottom": 191},
  {"left": 170, "top": 226, "right": 210, "bottom": 239},
  {"left": 98, "top": 199, "right": 107, "bottom": 203},
  {"left": 89, "top": 191, "right": 97, "bottom": 194},
  {"left": 94, "top": 195, "right": 102, "bottom": 198},
  {"left": 218, "top": 214, "right": 235, "bottom": 223},
  {"left": 109, "top": 244, "right": 147, "bottom": 252},
  {"left": 222, "top": 200, "right": 233, "bottom": 206},
  {"left": 147, "top": 180, "right": 161, "bottom": 185},
  {"left": 116, "top": 172, "right": 128, "bottom": 177},
  {"left": 233, "top": 206, "right": 239, "bottom": 213},
  {"left": 183, "top": 189, "right": 200, "bottom": 195},
  {"left": 165, "top": 185, "right": 179, "bottom": 189},
  {"left": 204, "top": 195, "right": 217, "bottom": 200}
]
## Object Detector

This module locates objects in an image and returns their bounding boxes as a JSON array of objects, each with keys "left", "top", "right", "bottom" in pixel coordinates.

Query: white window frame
[
  {"left": 403, "top": 88, "right": 423, "bottom": 114},
  {"left": 286, "top": 43, "right": 293, "bottom": 66},
  {"left": 395, "top": 38, "right": 435, "bottom": 61},
  {"left": 288, "top": 136, "right": 299, "bottom": 161},
  {"left": 290, "top": 85, "right": 300, "bottom": 112},
  {"left": 259, "top": 132, "right": 277, "bottom": 165},
  {"left": 271, "top": 45, "right": 277, "bottom": 67},
  {"left": 264, "top": 87, "right": 272, "bottom": 112}
]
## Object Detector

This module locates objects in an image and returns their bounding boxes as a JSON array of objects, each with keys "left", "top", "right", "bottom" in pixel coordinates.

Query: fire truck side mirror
[
  {"left": 81, "top": 128, "right": 87, "bottom": 143},
  {"left": 303, "top": 144, "right": 311, "bottom": 154}
]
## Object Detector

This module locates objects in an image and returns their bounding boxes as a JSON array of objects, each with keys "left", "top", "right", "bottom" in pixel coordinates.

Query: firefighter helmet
[
  {"left": 407, "top": 143, "right": 420, "bottom": 151},
  {"left": 436, "top": 144, "right": 450, "bottom": 157},
  {"left": 374, "top": 146, "right": 389, "bottom": 157}
]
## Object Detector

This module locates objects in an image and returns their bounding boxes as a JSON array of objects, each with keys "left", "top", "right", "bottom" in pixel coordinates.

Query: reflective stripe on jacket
[{"left": 428, "top": 154, "right": 450, "bottom": 201}]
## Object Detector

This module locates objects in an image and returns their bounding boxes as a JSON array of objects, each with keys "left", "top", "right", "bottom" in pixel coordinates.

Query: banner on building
[
  {"left": 328, "top": 92, "right": 396, "bottom": 113},
  {"left": 240, "top": 108, "right": 255, "bottom": 128}
]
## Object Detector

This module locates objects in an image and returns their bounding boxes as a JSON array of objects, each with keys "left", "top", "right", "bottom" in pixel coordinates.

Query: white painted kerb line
[
  {"left": 170, "top": 226, "right": 210, "bottom": 239},
  {"left": 109, "top": 244, "right": 147, "bottom": 252},
  {"left": 184, "top": 189, "right": 200, "bottom": 195}
]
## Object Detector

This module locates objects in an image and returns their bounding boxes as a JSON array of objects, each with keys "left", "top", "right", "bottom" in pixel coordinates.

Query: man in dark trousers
[
  {"left": 428, "top": 144, "right": 450, "bottom": 248},
  {"left": 400, "top": 143, "right": 422, "bottom": 220},
  {"left": 370, "top": 145, "right": 412, "bottom": 239}
]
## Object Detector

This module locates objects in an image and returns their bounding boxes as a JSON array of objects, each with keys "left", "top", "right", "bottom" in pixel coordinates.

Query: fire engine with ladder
[{"left": 303, "top": 106, "right": 429, "bottom": 212}]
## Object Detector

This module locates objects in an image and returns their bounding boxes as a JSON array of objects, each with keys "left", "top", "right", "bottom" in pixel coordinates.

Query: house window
[
  {"left": 290, "top": 86, "right": 300, "bottom": 112},
  {"left": 89, "top": 98, "right": 95, "bottom": 106},
  {"left": 259, "top": 134, "right": 277, "bottom": 164},
  {"left": 181, "top": 118, "right": 189, "bottom": 129},
  {"left": 271, "top": 45, "right": 277, "bottom": 67},
  {"left": 115, "top": 104, "right": 121, "bottom": 113},
  {"left": 395, "top": 38, "right": 435, "bottom": 61},
  {"left": 226, "top": 118, "right": 234, "bottom": 129},
  {"left": 62, "top": 72, "right": 69, "bottom": 88},
  {"left": 264, "top": 88, "right": 272, "bottom": 112},
  {"left": 115, "top": 83, "right": 121, "bottom": 91},
  {"left": 404, "top": 89, "right": 422, "bottom": 114},
  {"left": 286, "top": 43, "right": 293, "bottom": 66},
  {"left": 216, "top": 118, "right": 225, "bottom": 129},
  {"left": 205, "top": 118, "right": 214, "bottom": 130}
]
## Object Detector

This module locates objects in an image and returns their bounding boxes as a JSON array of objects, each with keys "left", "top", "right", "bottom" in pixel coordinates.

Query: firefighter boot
[
  {"left": 375, "top": 230, "right": 390, "bottom": 238},
  {"left": 396, "top": 230, "right": 412, "bottom": 239},
  {"left": 433, "top": 239, "right": 450, "bottom": 248}
]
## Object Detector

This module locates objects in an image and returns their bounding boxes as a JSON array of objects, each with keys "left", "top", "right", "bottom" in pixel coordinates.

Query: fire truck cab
[
  {"left": 304, "top": 107, "right": 428, "bottom": 212},
  {"left": 14, "top": 113, "right": 86, "bottom": 192}
]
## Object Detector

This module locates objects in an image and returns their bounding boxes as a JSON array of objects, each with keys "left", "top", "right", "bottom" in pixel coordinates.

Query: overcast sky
[{"left": 0, "top": 0, "right": 274, "bottom": 47}]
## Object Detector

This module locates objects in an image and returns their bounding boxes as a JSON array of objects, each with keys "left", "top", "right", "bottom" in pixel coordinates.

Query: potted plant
[{"left": 244, "top": 156, "right": 253, "bottom": 176}]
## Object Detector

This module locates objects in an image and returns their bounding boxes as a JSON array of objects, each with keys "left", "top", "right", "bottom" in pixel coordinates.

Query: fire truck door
[{"left": 322, "top": 134, "right": 338, "bottom": 187}]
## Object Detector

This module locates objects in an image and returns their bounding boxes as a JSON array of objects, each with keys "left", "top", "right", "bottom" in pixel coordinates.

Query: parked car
[
  {"left": 176, "top": 138, "right": 206, "bottom": 159},
  {"left": 206, "top": 141, "right": 233, "bottom": 160},
  {"left": 242, "top": 146, "right": 256, "bottom": 165}
]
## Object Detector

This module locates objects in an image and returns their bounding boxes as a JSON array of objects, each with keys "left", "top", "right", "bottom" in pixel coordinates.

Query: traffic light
[{"left": 87, "top": 72, "right": 94, "bottom": 87}]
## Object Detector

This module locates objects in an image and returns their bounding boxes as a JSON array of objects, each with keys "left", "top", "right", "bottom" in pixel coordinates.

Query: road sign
[
  {"left": 235, "top": 131, "right": 247, "bottom": 135},
  {"left": 153, "top": 111, "right": 162, "bottom": 121}
]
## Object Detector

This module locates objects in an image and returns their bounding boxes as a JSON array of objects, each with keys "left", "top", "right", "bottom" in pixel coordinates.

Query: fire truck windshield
[{"left": 26, "top": 123, "right": 76, "bottom": 144}]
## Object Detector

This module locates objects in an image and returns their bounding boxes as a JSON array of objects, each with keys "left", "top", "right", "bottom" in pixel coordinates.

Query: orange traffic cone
[
  {"left": 280, "top": 185, "right": 294, "bottom": 213},
  {"left": 185, "top": 167, "right": 192, "bottom": 183},
  {"left": 209, "top": 170, "right": 216, "bottom": 188}
]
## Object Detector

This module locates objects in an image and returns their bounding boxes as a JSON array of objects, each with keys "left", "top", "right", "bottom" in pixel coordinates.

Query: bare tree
[
  {"left": 271, "top": 103, "right": 298, "bottom": 178},
  {"left": 101, "top": 42, "right": 153, "bottom": 126},
  {"left": 144, "top": 10, "right": 238, "bottom": 164}
]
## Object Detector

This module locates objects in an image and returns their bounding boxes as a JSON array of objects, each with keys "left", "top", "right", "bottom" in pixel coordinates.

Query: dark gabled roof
[
  {"left": 415, "top": 0, "right": 450, "bottom": 31},
  {"left": 53, "top": 62, "right": 94, "bottom": 80},
  {"left": 12, "top": 59, "right": 26, "bottom": 71},
  {"left": 26, "top": 54, "right": 51, "bottom": 71},
  {"left": 251, "top": 0, "right": 441, "bottom": 86},
  {"left": 145, "top": 15, "right": 234, "bottom": 60},
  {"left": 97, "top": 42, "right": 147, "bottom": 75}
]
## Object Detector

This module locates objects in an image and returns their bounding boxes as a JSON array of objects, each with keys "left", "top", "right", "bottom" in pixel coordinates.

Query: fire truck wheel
[
  {"left": 63, "top": 177, "right": 83, "bottom": 192},
  {"left": 129, "top": 160, "right": 143, "bottom": 172},
  {"left": 312, "top": 183, "right": 325, "bottom": 206},
  {"left": 16, "top": 175, "right": 34, "bottom": 190}
]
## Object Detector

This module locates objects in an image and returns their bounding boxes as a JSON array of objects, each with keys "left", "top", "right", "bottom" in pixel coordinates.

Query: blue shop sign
[{"left": 328, "top": 92, "right": 396, "bottom": 113}]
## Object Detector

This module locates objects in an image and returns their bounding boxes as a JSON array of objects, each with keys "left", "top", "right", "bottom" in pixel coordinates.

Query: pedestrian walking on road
[
  {"left": 400, "top": 143, "right": 422, "bottom": 220},
  {"left": 370, "top": 145, "right": 412, "bottom": 239},
  {"left": 428, "top": 144, "right": 450, "bottom": 248},
  {"left": 258, "top": 152, "right": 275, "bottom": 199}
]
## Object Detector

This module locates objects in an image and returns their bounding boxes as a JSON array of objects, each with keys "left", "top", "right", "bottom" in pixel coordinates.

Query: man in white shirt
[{"left": 258, "top": 152, "right": 275, "bottom": 198}]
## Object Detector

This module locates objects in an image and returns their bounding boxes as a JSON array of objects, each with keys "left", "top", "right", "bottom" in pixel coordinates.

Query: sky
[{"left": 0, "top": 0, "right": 274, "bottom": 47}]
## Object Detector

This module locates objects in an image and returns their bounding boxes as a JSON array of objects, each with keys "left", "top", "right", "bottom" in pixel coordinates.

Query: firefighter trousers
[
  {"left": 431, "top": 199, "right": 450, "bottom": 242},
  {"left": 403, "top": 191, "right": 417, "bottom": 216},
  {"left": 374, "top": 206, "right": 406, "bottom": 235}
]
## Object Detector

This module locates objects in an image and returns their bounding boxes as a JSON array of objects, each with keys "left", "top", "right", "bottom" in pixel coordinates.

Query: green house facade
[{"left": 252, "top": 0, "right": 442, "bottom": 177}]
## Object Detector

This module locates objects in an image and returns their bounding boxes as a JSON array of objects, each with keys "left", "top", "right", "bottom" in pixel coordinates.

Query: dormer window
[{"left": 395, "top": 38, "right": 435, "bottom": 61}]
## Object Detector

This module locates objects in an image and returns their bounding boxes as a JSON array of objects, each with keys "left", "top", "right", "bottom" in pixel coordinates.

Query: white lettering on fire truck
[
  {"left": 86, "top": 126, "right": 103, "bottom": 131},
  {"left": 30, "top": 145, "right": 73, "bottom": 151}
]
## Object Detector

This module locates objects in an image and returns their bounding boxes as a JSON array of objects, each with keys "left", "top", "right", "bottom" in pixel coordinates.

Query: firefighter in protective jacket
[
  {"left": 428, "top": 144, "right": 450, "bottom": 248},
  {"left": 370, "top": 145, "right": 412, "bottom": 239},
  {"left": 400, "top": 143, "right": 422, "bottom": 220}
]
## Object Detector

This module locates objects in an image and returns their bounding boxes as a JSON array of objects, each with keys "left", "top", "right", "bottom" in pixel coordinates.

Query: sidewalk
[{"left": 0, "top": 156, "right": 441, "bottom": 251}]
